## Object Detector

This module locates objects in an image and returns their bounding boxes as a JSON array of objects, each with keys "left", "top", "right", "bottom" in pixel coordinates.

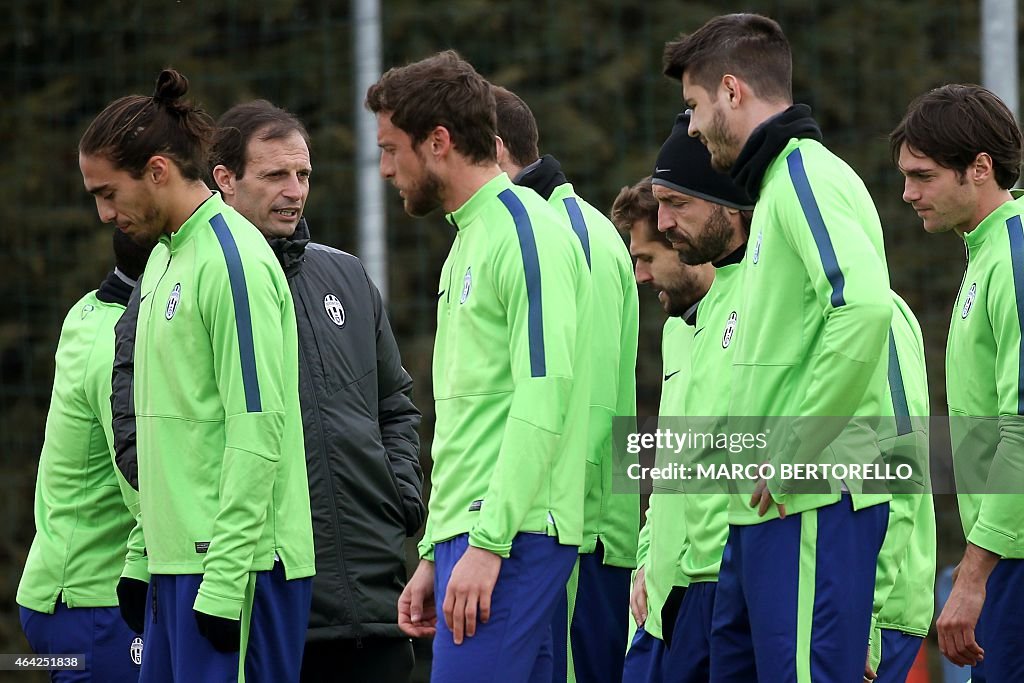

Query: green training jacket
[
  {"left": 17, "top": 289, "right": 142, "bottom": 612},
  {"left": 947, "top": 192, "right": 1024, "bottom": 559},
  {"left": 871, "top": 292, "right": 935, "bottom": 646},
  {"left": 418, "top": 173, "right": 592, "bottom": 559},
  {"left": 728, "top": 138, "right": 892, "bottom": 525},
  {"left": 135, "top": 193, "right": 314, "bottom": 620},
  {"left": 549, "top": 182, "right": 639, "bottom": 568},
  {"left": 678, "top": 260, "right": 742, "bottom": 584},
  {"left": 638, "top": 316, "right": 693, "bottom": 640}
]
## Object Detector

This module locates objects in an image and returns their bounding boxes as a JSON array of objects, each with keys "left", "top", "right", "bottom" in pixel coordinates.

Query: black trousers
[{"left": 301, "top": 636, "right": 415, "bottom": 683}]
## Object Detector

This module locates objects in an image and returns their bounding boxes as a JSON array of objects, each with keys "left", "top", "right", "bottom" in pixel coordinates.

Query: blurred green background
[{"left": 0, "top": 1, "right": 1000, "bottom": 680}]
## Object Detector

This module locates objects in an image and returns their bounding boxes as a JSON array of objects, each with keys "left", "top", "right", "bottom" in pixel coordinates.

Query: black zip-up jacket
[
  {"left": 111, "top": 218, "right": 424, "bottom": 642},
  {"left": 271, "top": 218, "right": 423, "bottom": 641}
]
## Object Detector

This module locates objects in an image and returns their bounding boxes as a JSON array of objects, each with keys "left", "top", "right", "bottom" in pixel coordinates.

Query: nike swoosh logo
[
  {"left": 664, "top": 370, "right": 681, "bottom": 381},
  {"left": 655, "top": 167, "right": 671, "bottom": 173},
  {"left": 437, "top": 290, "right": 445, "bottom": 300}
]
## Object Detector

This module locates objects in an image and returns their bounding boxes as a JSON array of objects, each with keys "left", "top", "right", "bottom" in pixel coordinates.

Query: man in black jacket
[{"left": 209, "top": 100, "right": 424, "bottom": 682}]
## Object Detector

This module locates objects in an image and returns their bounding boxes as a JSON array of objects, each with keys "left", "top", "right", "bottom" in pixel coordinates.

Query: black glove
[
  {"left": 194, "top": 610, "right": 241, "bottom": 653},
  {"left": 116, "top": 577, "right": 149, "bottom": 634}
]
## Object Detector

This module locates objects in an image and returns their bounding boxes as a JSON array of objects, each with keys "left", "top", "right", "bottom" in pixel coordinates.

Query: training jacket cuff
[
  {"left": 967, "top": 522, "right": 1016, "bottom": 559},
  {"left": 121, "top": 558, "right": 150, "bottom": 584},
  {"left": 193, "top": 586, "right": 244, "bottom": 620},
  {"left": 468, "top": 532, "right": 513, "bottom": 559}
]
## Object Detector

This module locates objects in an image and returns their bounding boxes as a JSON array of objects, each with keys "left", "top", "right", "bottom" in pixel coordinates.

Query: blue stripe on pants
[
  {"left": 244, "top": 562, "right": 312, "bottom": 683},
  {"left": 20, "top": 603, "right": 142, "bottom": 682},
  {"left": 140, "top": 574, "right": 237, "bottom": 682},
  {"left": 622, "top": 626, "right": 667, "bottom": 683},
  {"left": 710, "top": 496, "right": 887, "bottom": 683},
  {"left": 140, "top": 563, "right": 311, "bottom": 683},
  {"left": 432, "top": 533, "right": 576, "bottom": 683}
]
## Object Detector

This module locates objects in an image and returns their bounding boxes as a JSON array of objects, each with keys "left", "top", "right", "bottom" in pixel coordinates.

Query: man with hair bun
[
  {"left": 79, "top": 69, "right": 315, "bottom": 682},
  {"left": 892, "top": 83, "right": 1024, "bottom": 679}
]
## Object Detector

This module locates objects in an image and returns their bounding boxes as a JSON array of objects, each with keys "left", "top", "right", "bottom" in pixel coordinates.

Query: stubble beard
[
  {"left": 707, "top": 107, "right": 742, "bottom": 173},
  {"left": 404, "top": 153, "right": 444, "bottom": 217}
]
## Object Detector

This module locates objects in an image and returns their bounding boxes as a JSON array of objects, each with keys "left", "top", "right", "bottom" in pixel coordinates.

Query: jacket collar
[
  {"left": 96, "top": 267, "right": 135, "bottom": 306},
  {"left": 267, "top": 217, "right": 310, "bottom": 277},
  {"left": 713, "top": 242, "right": 747, "bottom": 268},
  {"left": 513, "top": 154, "right": 568, "bottom": 201},
  {"left": 162, "top": 191, "right": 221, "bottom": 253},
  {"left": 730, "top": 104, "right": 822, "bottom": 201},
  {"left": 445, "top": 173, "right": 512, "bottom": 230}
]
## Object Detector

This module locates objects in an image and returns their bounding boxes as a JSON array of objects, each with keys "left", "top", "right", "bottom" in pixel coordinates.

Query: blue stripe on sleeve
[
  {"left": 209, "top": 214, "right": 262, "bottom": 412},
  {"left": 498, "top": 189, "right": 547, "bottom": 377},
  {"left": 1006, "top": 214, "right": 1024, "bottom": 415},
  {"left": 787, "top": 149, "right": 847, "bottom": 308},
  {"left": 887, "top": 329, "right": 912, "bottom": 436},
  {"left": 562, "top": 196, "right": 592, "bottom": 270}
]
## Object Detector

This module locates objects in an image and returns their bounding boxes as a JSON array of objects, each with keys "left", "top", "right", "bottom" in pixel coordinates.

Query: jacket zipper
[
  {"left": 295, "top": 284, "right": 364, "bottom": 646},
  {"left": 138, "top": 248, "right": 173, "bottom": 428},
  {"left": 956, "top": 240, "right": 970, "bottom": 315},
  {"left": 447, "top": 225, "right": 461, "bottom": 307}
]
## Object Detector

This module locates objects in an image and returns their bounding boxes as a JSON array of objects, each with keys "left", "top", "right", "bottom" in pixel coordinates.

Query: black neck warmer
[
  {"left": 96, "top": 269, "right": 135, "bottom": 306},
  {"left": 681, "top": 300, "right": 700, "bottom": 327},
  {"left": 714, "top": 242, "right": 747, "bottom": 269},
  {"left": 514, "top": 154, "right": 568, "bottom": 201},
  {"left": 267, "top": 217, "right": 310, "bottom": 278},
  {"left": 730, "top": 104, "right": 822, "bottom": 201}
]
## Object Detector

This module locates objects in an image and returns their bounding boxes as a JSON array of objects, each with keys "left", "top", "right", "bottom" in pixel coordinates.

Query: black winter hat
[{"left": 652, "top": 113, "right": 755, "bottom": 211}]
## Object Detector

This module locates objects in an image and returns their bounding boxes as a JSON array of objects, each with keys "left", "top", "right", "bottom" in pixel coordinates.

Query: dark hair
[
  {"left": 211, "top": 99, "right": 310, "bottom": 179},
  {"left": 492, "top": 85, "right": 539, "bottom": 167},
  {"left": 890, "top": 84, "right": 1023, "bottom": 189},
  {"left": 79, "top": 69, "right": 214, "bottom": 181},
  {"left": 611, "top": 177, "right": 671, "bottom": 247},
  {"left": 112, "top": 228, "right": 156, "bottom": 281},
  {"left": 365, "top": 50, "right": 497, "bottom": 164},
  {"left": 663, "top": 14, "right": 792, "bottom": 103}
]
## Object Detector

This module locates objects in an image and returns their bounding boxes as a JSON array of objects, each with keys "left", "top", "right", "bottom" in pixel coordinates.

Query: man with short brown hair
[
  {"left": 665, "top": 14, "right": 892, "bottom": 682},
  {"left": 893, "top": 83, "right": 1024, "bottom": 679},
  {"left": 368, "top": 51, "right": 593, "bottom": 683},
  {"left": 211, "top": 100, "right": 423, "bottom": 683}
]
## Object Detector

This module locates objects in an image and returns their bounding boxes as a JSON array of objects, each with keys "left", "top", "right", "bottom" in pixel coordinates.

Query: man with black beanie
[{"left": 649, "top": 112, "right": 752, "bottom": 682}]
